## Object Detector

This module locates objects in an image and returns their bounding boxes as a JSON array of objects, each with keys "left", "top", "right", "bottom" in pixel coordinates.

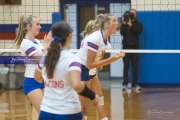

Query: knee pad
[{"left": 98, "top": 96, "right": 104, "bottom": 106}]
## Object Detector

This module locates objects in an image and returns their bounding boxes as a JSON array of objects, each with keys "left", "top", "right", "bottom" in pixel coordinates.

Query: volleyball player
[
  {"left": 76, "top": 14, "right": 125, "bottom": 120},
  {"left": 79, "top": 19, "right": 111, "bottom": 120},
  {"left": 34, "top": 21, "right": 99, "bottom": 120},
  {"left": 11, "top": 14, "right": 51, "bottom": 113}
]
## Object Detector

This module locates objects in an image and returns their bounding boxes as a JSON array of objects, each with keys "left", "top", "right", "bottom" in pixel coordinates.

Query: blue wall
[{"left": 137, "top": 11, "right": 180, "bottom": 86}]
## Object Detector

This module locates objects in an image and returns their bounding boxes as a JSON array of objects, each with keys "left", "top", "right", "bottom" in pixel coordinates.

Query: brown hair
[{"left": 45, "top": 21, "right": 72, "bottom": 78}]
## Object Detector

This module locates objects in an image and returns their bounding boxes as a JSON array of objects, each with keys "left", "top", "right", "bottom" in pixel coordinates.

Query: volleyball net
[
  {"left": 0, "top": 0, "right": 179, "bottom": 52},
  {"left": 0, "top": 0, "right": 180, "bottom": 90}
]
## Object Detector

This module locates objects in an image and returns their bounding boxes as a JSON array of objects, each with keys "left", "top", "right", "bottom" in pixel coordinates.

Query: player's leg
[
  {"left": 90, "top": 75, "right": 108, "bottom": 120},
  {"left": 82, "top": 81, "right": 90, "bottom": 119},
  {"left": 79, "top": 65, "right": 90, "bottom": 120},
  {"left": 27, "top": 89, "right": 43, "bottom": 113},
  {"left": 23, "top": 77, "right": 44, "bottom": 113}
]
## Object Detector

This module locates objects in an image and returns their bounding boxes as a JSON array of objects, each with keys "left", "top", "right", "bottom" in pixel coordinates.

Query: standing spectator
[{"left": 120, "top": 9, "right": 143, "bottom": 91}]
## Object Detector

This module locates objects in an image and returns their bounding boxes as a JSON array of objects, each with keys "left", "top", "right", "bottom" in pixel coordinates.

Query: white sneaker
[
  {"left": 133, "top": 85, "right": 141, "bottom": 91},
  {"left": 122, "top": 85, "right": 127, "bottom": 91}
]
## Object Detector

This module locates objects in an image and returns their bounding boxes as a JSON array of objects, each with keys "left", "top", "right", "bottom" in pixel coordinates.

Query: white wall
[
  {"left": 0, "top": 0, "right": 59, "bottom": 24},
  {"left": 110, "top": 3, "right": 130, "bottom": 78},
  {"left": 131, "top": 0, "right": 180, "bottom": 11},
  {"left": 0, "top": 0, "right": 59, "bottom": 48}
]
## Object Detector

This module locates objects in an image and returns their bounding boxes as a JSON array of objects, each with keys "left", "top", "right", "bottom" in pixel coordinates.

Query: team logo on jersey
[{"left": 44, "top": 80, "right": 64, "bottom": 88}]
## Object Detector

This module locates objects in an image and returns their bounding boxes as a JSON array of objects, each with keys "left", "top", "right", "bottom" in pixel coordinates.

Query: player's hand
[
  {"left": 119, "top": 51, "right": 125, "bottom": 58},
  {"left": 44, "top": 32, "right": 53, "bottom": 49},
  {"left": 111, "top": 51, "right": 125, "bottom": 61},
  {"left": 97, "top": 66, "right": 103, "bottom": 71},
  {"left": 92, "top": 94, "right": 100, "bottom": 106},
  {"left": 44, "top": 31, "right": 53, "bottom": 45}
]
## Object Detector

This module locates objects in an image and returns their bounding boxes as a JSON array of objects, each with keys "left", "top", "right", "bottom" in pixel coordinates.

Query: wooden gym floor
[{"left": 0, "top": 79, "right": 180, "bottom": 120}]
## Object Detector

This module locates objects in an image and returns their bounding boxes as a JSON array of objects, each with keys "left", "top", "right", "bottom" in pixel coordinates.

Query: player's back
[{"left": 41, "top": 50, "right": 81, "bottom": 114}]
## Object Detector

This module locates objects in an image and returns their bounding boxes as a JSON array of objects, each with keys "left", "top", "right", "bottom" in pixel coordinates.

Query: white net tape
[{"left": 0, "top": 49, "right": 180, "bottom": 53}]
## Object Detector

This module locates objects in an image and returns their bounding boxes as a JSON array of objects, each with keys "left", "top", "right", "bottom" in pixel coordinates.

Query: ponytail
[
  {"left": 44, "top": 21, "right": 72, "bottom": 79},
  {"left": 10, "top": 14, "right": 38, "bottom": 49},
  {"left": 80, "top": 31, "right": 87, "bottom": 39},
  {"left": 44, "top": 36, "right": 62, "bottom": 79},
  {"left": 95, "top": 13, "right": 113, "bottom": 29},
  {"left": 80, "top": 20, "right": 99, "bottom": 39}
]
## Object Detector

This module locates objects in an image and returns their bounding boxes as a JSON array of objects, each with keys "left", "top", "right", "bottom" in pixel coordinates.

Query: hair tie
[
  {"left": 99, "top": 14, "right": 104, "bottom": 17},
  {"left": 23, "top": 14, "right": 28, "bottom": 18},
  {"left": 54, "top": 36, "right": 61, "bottom": 42}
]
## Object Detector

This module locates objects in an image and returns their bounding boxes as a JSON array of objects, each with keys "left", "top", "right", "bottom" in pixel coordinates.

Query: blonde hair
[
  {"left": 80, "top": 20, "right": 99, "bottom": 39},
  {"left": 11, "top": 14, "right": 38, "bottom": 49},
  {"left": 95, "top": 13, "right": 113, "bottom": 29}
]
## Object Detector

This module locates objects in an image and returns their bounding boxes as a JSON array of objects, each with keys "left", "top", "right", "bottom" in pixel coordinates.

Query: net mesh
[
  {"left": 0, "top": 0, "right": 180, "bottom": 90},
  {"left": 0, "top": 0, "right": 179, "bottom": 52}
]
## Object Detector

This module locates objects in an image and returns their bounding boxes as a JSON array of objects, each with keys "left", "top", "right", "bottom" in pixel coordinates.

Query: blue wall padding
[
  {"left": 137, "top": 11, "right": 180, "bottom": 84},
  {"left": 52, "top": 12, "right": 62, "bottom": 24}
]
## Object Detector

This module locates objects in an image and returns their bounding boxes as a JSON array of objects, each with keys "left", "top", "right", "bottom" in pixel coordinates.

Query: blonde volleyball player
[
  {"left": 34, "top": 21, "right": 99, "bottom": 120},
  {"left": 11, "top": 14, "right": 51, "bottom": 113},
  {"left": 76, "top": 14, "right": 125, "bottom": 120},
  {"left": 79, "top": 20, "right": 111, "bottom": 120}
]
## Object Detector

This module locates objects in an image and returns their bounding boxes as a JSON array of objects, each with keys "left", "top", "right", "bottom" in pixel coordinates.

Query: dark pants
[
  {"left": 123, "top": 53, "right": 138, "bottom": 86},
  {"left": 123, "top": 44, "right": 139, "bottom": 87}
]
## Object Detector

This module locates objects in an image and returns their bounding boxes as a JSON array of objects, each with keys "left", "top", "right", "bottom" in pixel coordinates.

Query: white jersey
[
  {"left": 89, "top": 37, "right": 111, "bottom": 76},
  {"left": 20, "top": 38, "right": 44, "bottom": 78},
  {"left": 38, "top": 50, "right": 82, "bottom": 114},
  {"left": 76, "top": 30, "right": 111, "bottom": 66}
]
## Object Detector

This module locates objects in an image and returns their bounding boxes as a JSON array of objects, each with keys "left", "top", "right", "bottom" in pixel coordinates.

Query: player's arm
[
  {"left": 21, "top": 40, "right": 41, "bottom": 64},
  {"left": 68, "top": 62, "right": 87, "bottom": 93},
  {"left": 34, "top": 56, "right": 45, "bottom": 83},
  {"left": 86, "top": 50, "right": 125, "bottom": 69},
  {"left": 68, "top": 61, "right": 99, "bottom": 105},
  {"left": 68, "top": 70, "right": 84, "bottom": 93},
  {"left": 34, "top": 69, "right": 43, "bottom": 83},
  {"left": 86, "top": 35, "right": 125, "bottom": 69},
  {"left": 86, "top": 50, "right": 113, "bottom": 69},
  {"left": 68, "top": 70, "right": 99, "bottom": 106}
]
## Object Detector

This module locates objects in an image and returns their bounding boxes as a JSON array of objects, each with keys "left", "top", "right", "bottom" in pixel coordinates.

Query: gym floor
[{"left": 0, "top": 79, "right": 179, "bottom": 120}]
